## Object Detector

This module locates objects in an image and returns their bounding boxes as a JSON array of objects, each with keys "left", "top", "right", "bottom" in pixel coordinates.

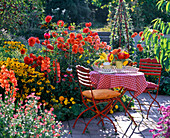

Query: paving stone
[{"left": 63, "top": 93, "right": 170, "bottom": 138}]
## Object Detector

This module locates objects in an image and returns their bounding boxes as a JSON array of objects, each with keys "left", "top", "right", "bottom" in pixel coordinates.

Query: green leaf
[
  {"left": 166, "top": 2, "right": 170, "bottom": 13},
  {"left": 166, "top": 28, "right": 170, "bottom": 34}
]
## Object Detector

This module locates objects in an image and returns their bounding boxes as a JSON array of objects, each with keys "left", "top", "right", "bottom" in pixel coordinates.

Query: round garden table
[{"left": 90, "top": 71, "right": 148, "bottom": 98}]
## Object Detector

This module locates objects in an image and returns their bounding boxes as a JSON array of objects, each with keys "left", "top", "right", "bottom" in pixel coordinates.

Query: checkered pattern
[{"left": 90, "top": 71, "right": 148, "bottom": 98}]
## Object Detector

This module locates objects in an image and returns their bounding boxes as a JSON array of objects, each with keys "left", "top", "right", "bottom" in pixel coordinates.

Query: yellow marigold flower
[
  {"left": 31, "top": 88, "right": 36, "bottom": 91},
  {"left": 79, "top": 55, "right": 82, "bottom": 59},
  {"left": 39, "top": 87, "right": 44, "bottom": 91},
  {"left": 64, "top": 100, "right": 68, "bottom": 105},
  {"left": 42, "top": 100, "right": 45, "bottom": 103},
  {"left": 22, "top": 94, "right": 26, "bottom": 99},
  {"left": 45, "top": 79, "right": 50, "bottom": 83},
  {"left": 87, "top": 60, "right": 90, "bottom": 64},
  {"left": 50, "top": 85, "right": 55, "bottom": 89},
  {"left": 69, "top": 106, "right": 71, "bottom": 109},
  {"left": 70, "top": 97, "right": 74, "bottom": 101},
  {"left": 41, "top": 77, "right": 46, "bottom": 81},
  {"left": 115, "top": 105, "right": 118, "bottom": 109},
  {"left": 59, "top": 96, "right": 65, "bottom": 101},
  {"left": 72, "top": 101, "right": 76, "bottom": 104},
  {"left": 36, "top": 92, "right": 41, "bottom": 95},
  {"left": 46, "top": 90, "right": 50, "bottom": 93},
  {"left": 110, "top": 109, "right": 113, "bottom": 114},
  {"left": 21, "top": 79, "right": 25, "bottom": 83},
  {"left": 37, "top": 81, "right": 42, "bottom": 85}
]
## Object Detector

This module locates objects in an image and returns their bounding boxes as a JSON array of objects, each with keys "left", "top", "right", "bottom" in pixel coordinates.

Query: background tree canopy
[{"left": 0, "top": 0, "right": 169, "bottom": 39}]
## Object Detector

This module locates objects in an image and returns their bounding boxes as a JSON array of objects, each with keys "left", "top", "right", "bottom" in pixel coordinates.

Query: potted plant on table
[{"left": 109, "top": 48, "right": 130, "bottom": 69}]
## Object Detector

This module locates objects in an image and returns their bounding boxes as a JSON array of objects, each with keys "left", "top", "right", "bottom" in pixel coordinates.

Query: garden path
[{"left": 62, "top": 92, "right": 170, "bottom": 138}]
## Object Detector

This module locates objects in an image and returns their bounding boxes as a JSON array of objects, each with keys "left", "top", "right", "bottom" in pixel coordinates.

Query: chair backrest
[
  {"left": 76, "top": 65, "right": 92, "bottom": 88},
  {"left": 139, "top": 58, "right": 162, "bottom": 85},
  {"left": 139, "top": 58, "right": 162, "bottom": 76}
]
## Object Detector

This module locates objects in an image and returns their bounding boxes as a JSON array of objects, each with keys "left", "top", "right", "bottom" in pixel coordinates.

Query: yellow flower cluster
[
  {"left": 3, "top": 41, "right": 27, "bottom": 53},
  {"left": 51, "top": 96, "right": 76, "bottom": 109},
  {"left": 0, "top": 58, "right": 55, "bottom": 100}
]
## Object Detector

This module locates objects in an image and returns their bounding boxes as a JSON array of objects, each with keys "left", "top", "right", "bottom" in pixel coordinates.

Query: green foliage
[
  {"left": 0, "top": 0, "right": 44, "bottom": 39},
  {"left": 45, "top": 0, "right": 91, "bottom": 24},
  {"left": 157, "top": 0, "right": 170, "bottom": 13},
  {"left": 142, "top": 20, "right": 170, "bottom": 71},
  {"left": 159, "top": 71, "right": 170, "bottom": 96}
]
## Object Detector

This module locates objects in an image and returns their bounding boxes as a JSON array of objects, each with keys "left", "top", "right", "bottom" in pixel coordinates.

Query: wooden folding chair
[
  {"left": 73, "top": 65, "right": 136, "bottom": 134},
  {"left": 127, "top": 58, "right": 162, "bottom": 119}
]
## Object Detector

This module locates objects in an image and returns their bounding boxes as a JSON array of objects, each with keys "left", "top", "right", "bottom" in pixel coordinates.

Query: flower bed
[{"left": 0, "top": 16, "right": 134, "bottom": 122}]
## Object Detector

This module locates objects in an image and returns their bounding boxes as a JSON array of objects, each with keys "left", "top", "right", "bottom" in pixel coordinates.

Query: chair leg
[
  {"left": 73, "top": 105, "right": 95, "bottom": 128},
  {"left": 82, "top": 113, "right": 102, "bottom": 134},
  {"left": 118, "top": 98, "right": 137, "bottom": 126},
  {"left": 125, "top": 91, "right": 142, "bottom": 116},
  {"left": 146, "top": 92, "right": 161, "bottom": 119}
]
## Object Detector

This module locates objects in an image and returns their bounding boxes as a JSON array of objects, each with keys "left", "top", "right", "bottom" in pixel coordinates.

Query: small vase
[{"left": 116, "top": 61, "right": 123, "bottom": 69}]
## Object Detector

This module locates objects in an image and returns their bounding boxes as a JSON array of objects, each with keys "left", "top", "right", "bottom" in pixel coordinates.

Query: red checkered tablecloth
[{"left": 90, "top": 71, "right": 148, "bottom": 98}]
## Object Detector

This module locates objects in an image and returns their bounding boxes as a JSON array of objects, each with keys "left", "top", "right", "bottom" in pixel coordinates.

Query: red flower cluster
[
  {"left": 57, "top": 20, "right": 64, "bottom": 27},
  {"left": 110, "top": 48, "right": 129, "bottom": 60},
  {"left": 68, "top": 26, "right": 75, "bottom": 31},
  {"left": 41, "top": 57, "right": 51, "bottom": 73},
  {"left": 52, "top": 32, "right": 58, "bottom": 37},
  {"left": 53, "top": 60, "right": 61, "bottom": 82},
  {"left": 28, "top": 37, "right": 40, "bottom": 47},
  {"left": 137, "top": 44, "right": 143, "bottom": 52},
  {"left": 85, "top": 22, "right": 92, "bottom": 27},
  {"left": 24, "top": 56, "right": 33, "bottom": 65},
  {"left": 0, "top": 65, "right": 18, "bottom": 97},
  {"left": 47, "top": 44, "right": 54, "bottom": 50},
  {"left": 45, "top": 15, "right": 52, "bottom": 23},
  {"left": 131, "top": 32, "right": 138, "bottom": 38}
]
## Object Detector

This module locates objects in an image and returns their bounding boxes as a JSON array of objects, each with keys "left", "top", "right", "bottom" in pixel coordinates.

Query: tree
[
  {"left": 142, "top": 0, "right": 170, "bottom": 71},
  {"left": 0, "top": 0, "right": 45, "bottom": 39},
  {"left": 44, "top": 0, "right": 92, "bottom": 25}
]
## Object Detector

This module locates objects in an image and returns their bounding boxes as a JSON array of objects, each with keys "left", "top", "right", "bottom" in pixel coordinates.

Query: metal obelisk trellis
[{"left": 112, "top": 0, "right": 130, "bottom": 52}]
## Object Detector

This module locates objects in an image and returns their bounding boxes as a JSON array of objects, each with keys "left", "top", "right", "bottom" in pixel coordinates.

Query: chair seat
[
  {"left": 146, "top": 81, "right": 158, "bottom": 89},
  {"left": 82, "top": 89, "right": 121, "bottom": 100}
]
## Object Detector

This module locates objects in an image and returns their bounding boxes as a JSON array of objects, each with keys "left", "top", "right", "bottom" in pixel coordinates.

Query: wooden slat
[
  {"left": 139, "top": 66, "right": 162, "bottom": 70},
  {"left": 79, "top": 80, "right": 92, "bottom": 87},
  {"left": 140, "top": 58, "right": 159, "bottom": 63},
  {"left": 139, "top": 69, "right": 162, "bottom": 73},
  {"left": 143, "top": 72, "right": 161, "bottom": 76},
  {"left": 139, "top": 63, "right": 161, "bottom": 67},
  {"left": 77, "top": 72, "right": 91, "bottom": 81},
  {"left": 76, "top": 65, "right": 90, "bottom": 73}
]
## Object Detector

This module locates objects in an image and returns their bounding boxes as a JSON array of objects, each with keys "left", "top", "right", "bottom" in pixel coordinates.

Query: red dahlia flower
[
  {"left": 57, "top": 20, "right": 64, "bottom": 27},
  {"left": 20, "top": 49, "right": 25, "bottom": 54},
  {"left": 44, "top": 33, "right": 50, "bottom": 39},
  {"left": 28, "top": 37, "right": 36, "bottom": 47},
  {"left": 47, "top": 44, "right": 54, "bottom": 50},
  {"left": 83, "top": 27, "right": 90, "bottom": 33},
  {"left": 85, "top": 22, "right": 92, "bottom": 27},
  {"left": 68, "top": 26, "right": 75, "bottom": 31},
  {"left": 24, "top": 56, "right": 30, "bottom": 65},
  {"left": 36, "top": 37, "right": 40, "bottom": 44},
  {"left": 45, "top": 15, "right": 52, "bottom": 23},
  {"left": 52, "top": 32, "right": 57, "bottom": 37},
  {"left": 139, "top": 31, "right": 143, "bottom": 37}
]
